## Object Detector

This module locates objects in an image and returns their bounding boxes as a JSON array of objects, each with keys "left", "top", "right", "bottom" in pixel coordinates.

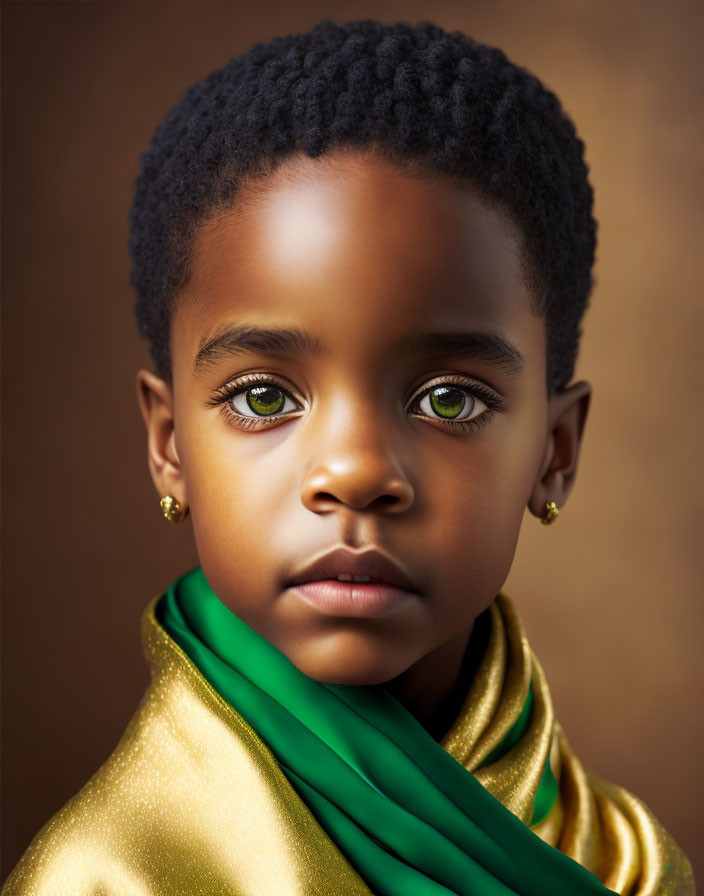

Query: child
[{"left": 3, "top": 17, "right": 694, "bottom": 896}]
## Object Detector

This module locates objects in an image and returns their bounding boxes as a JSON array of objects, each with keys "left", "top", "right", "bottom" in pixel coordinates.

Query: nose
[{"left": 299, "top": 408, "right": 415, "bottom": 515}]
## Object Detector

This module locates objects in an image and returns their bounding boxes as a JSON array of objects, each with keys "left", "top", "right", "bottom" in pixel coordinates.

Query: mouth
[
  {"left": 286, "top": 545, "right": 420, "bottom": 593},
  {"left": 285, "top": 546, "right": 421, "bottom": 618},
  {"left": 287, "top": 579, "right": 418, "bottom": 618}
]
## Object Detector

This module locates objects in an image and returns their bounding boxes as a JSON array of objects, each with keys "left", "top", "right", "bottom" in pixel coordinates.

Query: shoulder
[
  {"left": 2, "top": 780, "right": 146, "bottom": 896},
  {"left": 2, "top": 598, "right": 376, "bottom": 896},
  {"left": 540, "top": 724, "right": 696, "bottom": 896},
  {"left": 2, "top": 679, "right": 183, "bottom": 896},
  {"left": 587, "top": 769, "right": 696, "bottom": 896}
]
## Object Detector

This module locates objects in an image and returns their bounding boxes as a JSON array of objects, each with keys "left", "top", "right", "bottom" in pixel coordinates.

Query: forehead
[{"left": 171, "top": 149, "right": 539, "bottom": 376}]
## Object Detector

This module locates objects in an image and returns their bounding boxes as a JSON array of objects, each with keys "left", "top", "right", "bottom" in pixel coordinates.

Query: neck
[{"left": 383, "top": 612, "right": 490, "bottom": 741}]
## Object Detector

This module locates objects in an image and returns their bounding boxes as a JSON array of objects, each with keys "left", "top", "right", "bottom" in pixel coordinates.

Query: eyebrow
[{"left": 193, "top": 323, "right": 524, "bottom": 377}]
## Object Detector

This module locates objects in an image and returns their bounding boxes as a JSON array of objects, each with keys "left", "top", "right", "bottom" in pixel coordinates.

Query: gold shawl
[{"left": 2, "top": 591, "right": 695, "bottom": 895}]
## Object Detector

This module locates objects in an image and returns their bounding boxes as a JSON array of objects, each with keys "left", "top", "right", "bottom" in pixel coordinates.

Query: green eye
[
  {"left": 428, "top": 386, "right": 466, "bottom": 419},
  {"left": 246, "top": 385, "right": 285, "bottom": 416},
  {"left": 414, "top": 383, "right": 487, "bottom": 424}
]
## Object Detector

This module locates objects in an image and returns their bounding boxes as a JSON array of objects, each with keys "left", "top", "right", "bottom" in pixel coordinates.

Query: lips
[{"left": 286, "top": 546, "right": 420, "bottom": 594}]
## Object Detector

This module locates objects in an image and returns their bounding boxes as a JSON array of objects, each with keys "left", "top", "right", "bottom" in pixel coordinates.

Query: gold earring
[
  {"left": 160, "top": 495, "right": 186, "bottom": 523},
  {"left": 541, "top": 500, "right": 559, "bottom": 525}
]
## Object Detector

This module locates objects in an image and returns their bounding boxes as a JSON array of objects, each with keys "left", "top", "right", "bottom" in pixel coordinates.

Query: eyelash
[{"left": 207, "top": 372, "right": 504, "bottom": 433}]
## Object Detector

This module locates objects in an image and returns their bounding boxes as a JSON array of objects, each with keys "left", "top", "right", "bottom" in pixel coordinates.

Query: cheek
[
  {"left": 423, "top": 422, "right": 541, "bottom": 604},
  {"left": 182, "top": 407, "right": 291, "bottom": 506},
  {"left": 178, "top": 414, "right": 299, "bottom": 574}
]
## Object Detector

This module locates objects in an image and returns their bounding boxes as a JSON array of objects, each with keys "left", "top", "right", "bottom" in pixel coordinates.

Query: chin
[
  {"left": 285, "top": 638, "right": 409, "bottom": 687},
  {"left": 305, "top": 667, "right": 397, "bottom": 687}
]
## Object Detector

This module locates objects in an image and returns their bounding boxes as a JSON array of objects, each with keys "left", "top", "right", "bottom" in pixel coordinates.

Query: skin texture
[{"left": 136, "top": 149, "right": 591, "bottom": 742}]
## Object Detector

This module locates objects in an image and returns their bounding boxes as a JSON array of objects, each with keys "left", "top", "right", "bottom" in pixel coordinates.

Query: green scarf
[{"left": 155, "top": 566, "right": 616, "bottom": 896}]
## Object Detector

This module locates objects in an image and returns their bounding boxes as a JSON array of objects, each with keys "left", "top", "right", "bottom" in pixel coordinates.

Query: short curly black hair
[{"left": 129, "top": 18, "right": 597, "bottom": 394}]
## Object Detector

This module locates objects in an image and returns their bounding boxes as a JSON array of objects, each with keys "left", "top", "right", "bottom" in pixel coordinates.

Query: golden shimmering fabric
[
  {"left": 439, "top": 595, "right": 695, "bottom": 895},
  {"left": 3, "top": 591, "right": 695, "bottom": 895}
]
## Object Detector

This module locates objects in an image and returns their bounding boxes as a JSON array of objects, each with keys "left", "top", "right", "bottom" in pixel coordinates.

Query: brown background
[{"left": 2, "top": 0, "right": 703, "bottom": 884}]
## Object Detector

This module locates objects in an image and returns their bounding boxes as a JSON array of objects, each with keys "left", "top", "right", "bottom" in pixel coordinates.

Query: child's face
[{"left": 137, "top": 149, "right": 590, "bottom": 688}]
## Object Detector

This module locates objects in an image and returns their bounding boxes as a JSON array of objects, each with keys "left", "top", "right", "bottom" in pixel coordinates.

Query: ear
[
  {"left": 135, "top": 368, "right": 188, "bottom": 513},
  {"left": 528, "top": 380, "right": 592, "bottom": 519}
]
